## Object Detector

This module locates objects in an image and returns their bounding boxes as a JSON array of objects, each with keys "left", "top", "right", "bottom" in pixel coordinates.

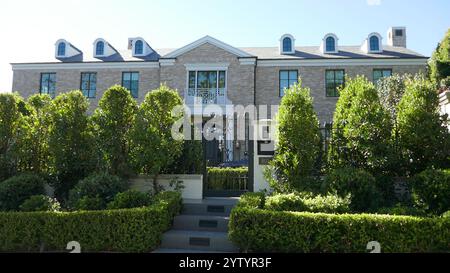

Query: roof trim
[
  {"left": 163, "top": 35, "right": 254, "bottom": 58},
  {"left": 257, "top": 58, "right": 428, "bottom": 67},
  {"left": 11, "top": 61, "right": 159, "bottom": 71}
]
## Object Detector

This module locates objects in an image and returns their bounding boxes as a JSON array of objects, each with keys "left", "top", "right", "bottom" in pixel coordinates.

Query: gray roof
[{"left": 12, "top": 45, "right": 426, "bottom": 64}]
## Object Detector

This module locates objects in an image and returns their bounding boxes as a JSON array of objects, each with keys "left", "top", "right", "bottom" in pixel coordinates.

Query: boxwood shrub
[
  {"left": 0, "top": 174, "right": 46, "bottom": 211},
  {"left": 229, "top": 193, "right": 450, "bottom": 253},
  {"left": 265, "top": 193, "right": 351, "bottom": 214},
  {"left": 107, "top": 190, "right": 153, "bottom": 210},
  {"left": 207, "top": 167, "right": 248, "bottom": 190},
  {"left": 0, "top": 191, "right": 181, "bottom": 253}
]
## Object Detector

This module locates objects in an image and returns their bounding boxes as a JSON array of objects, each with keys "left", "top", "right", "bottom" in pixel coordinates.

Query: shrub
[
  {"left": 328, "top": 76, "right": 392, "bottom": 173},
  {"left": 265, "top": 193, "right": 351, "bottom": 214},
  {"left": 429, "top": 28, "right": 450, "bottom": 84},
  {"left": 442, "top": 211, "right": 450, "bottom": 218},
  {"left": 0, "top": 191, "right": 182, "bottom": 252},
  {"left": 73, "top": 196, "right": 105, "bottom": 211},
  {"left": 68, "top": 173, "right": 128, "bottom": 210},
  {"left": 0, "top": 174, "right": 45, "bottom": 211},
  {"left": 20, "top": 195, "right": 60, "bottom": 212},
  {"left": 164, "top": 138, "right": 203, "bottom": 175},
  {"left": 377, "top": 204, "right": 427, "bottom": 217},
  {"left": 396, "top": 76, "right": 450, "bottom": 175},
  {"left": 229, "top": 207, "right": 450, "bottom": 253},
  {"left": 237, "top": 192, "right": 266, "bottom": 209},
  {"left": 324, "top": 167, "right": 381, "bottom": 212},
  {"left": 441, "top": 76, "right": 450, "bottom": 89},
  {"left": 411, "top": 169, "right": 450, "bottom": 215},
  {"left": 271, "top": 81, "right": 321, "bottom": 191},
  {"left": 92, "top": 86, "right": 138, "bottom": 177},
  {"left": 207, "top": 167, "right": 248, "bottom": 190},
  {"left": 107, "top": 190, "right": 153, "bottom": 210}
]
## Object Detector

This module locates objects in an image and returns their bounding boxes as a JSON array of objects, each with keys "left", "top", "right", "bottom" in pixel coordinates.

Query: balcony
[{"left": 185, "top": 88, "right": 228, "bottom": 105}]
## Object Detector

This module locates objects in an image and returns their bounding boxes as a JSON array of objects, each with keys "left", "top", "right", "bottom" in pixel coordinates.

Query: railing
[{"left": 186, "top": 88, "right": 227, "bottom": 105}]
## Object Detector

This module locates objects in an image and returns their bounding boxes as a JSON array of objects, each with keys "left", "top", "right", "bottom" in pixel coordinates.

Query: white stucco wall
[{"left": 439, "top": 91, "right": 450, "bottom": 131}]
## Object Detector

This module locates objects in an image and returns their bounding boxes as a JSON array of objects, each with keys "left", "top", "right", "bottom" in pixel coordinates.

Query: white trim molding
[
  {"left": 239, "top": 58, "right": 257, "bottom": 65},
  {"left": 257, "top": 58, "right": 428, "bottom": 67},
  {"left": 320, "top": 33, "right": 339, "bottom": 54},
  {"left": 93, "top": 38, "right": 117, "bottom": 58},
  {"left": 279, "top": 34, "right": 296, "bottom": 55},
  {"left": 159, "top": 59, "right": 176, "bottom": 66},
  {"left": 55, "top": 39, "right": 82, "bottom": 59},
  {"left": 184, "top": 63, "right": 230, "bottom": 71},
  {"left": 163, "top": 36, "right": 253, "bottom": 58},
  {"left": 11, "top": 62, "right": 160, "bottom": 71},
  {"left": 362, "top": 32, "right": 383, "bottom": 54}
]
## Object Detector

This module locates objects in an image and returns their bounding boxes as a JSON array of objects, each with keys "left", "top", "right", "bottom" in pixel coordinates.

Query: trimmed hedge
[
  {"left": 0, "top": 191, "right": 181, "bottom": 253},
  {"left": 265, "top": 193, "right": 351, "bottom": 214},
  {"left": 207, "top": 167, "right": 248, "bottom": 190},
  {"left": 229, "top": 193, "right": 450, "bottom": 253}
]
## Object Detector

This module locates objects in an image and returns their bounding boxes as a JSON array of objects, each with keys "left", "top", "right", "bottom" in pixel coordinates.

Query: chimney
[
  {"left": 128, "top": 38, "right": 134, "bottom": 50},
  {"left": 387, "top": 27, "right": 407, "bottom": 48}
]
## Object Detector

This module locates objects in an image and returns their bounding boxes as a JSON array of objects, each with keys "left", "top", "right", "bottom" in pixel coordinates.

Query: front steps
[{"left": 155, "top": 198, "right": 239, "bottom": 253}]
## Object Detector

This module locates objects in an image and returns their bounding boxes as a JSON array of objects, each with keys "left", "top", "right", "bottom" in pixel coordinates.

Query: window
[
  {"left": 282, "top": 38, "right": 292, "bottom": 53},
  {"left": 134, "top": 40, "right": 144, "bottom": 55},
  {"left": 57, "top": 42, "right": 66, "bottom": 56},
  {"left": 395, "top": 29, "right": 403, "bottom": 37},
  {"left": 40, "top": 73, "right": 56, "bottom": 98},
  {"left": 188, "top": 70, "right": 226, "bottom": 103},
  {"left": 96, "top": 41, "right": 105, "bottom": 56},
  {"left": 326, "top": 70, "right": 345, "bottom": 97},
  {"left": 373, "top": 69, "right": 392, "bottom": 84},
  {"left": 326, "top": 37, "right": 336, "bottom": 52},
  {"left": 369, "top": 36, "right": 380, "bottom": 52},
  {"left": 122, "top": 72, "right": 139, "bottom": 98},
  {"left": 80, "top": 73, "right": 97, "bottom": 98},
  {"left": 279, "top": 70, "right": 298, "bottom": 97}
]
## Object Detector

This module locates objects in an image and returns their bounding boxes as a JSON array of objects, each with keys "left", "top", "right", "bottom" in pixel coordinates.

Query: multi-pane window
[
  {"left": 122, "top": 72, "right": 139, "bottom": 98},
  {"left": 283, "top": 38, "right": 292, "bottom": 53},
  {"left": 279, "top": 70, "right": 298, "bottom": 97},
  {"left": 369, "top": 36, "right": 380, "bottom": 51},
  {"left": 134, "top": 40, "right": 144, "bottom": 55},
  {"left": 96, "top": 41, "right": 104, "bottom": 56},
  {"left": 373, "top": 69, "right": 392, "bottom": 84},
  {"left": 40, "top": 73, "right": 56, "bottom": 98},
  {"left": 80, "top": 72, "right": 97, "bottom": 98},
  {"left": 326, "top": 37, "right": 336, "bottom": 52},
  {"left": 325, "top": 70, "right": 345, "bottom": 97},
  {"left": 188, "top": 71, "right": 226, "bottom": 104},
  {"left": 57, "top": 43, "right": 66, "bottom": 56}
]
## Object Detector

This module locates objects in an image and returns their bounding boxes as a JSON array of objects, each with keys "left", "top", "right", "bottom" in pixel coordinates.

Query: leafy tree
[
  {"left": 429, "top": 28, "right": 450, "bottom": 85},
  {"left": 47, "top": 91, "right": 96, "bottom": 200},
  {"left": 18, "top": 94, "right": 53, "bottom": 175},
  {"left": 396, "top": 75, "right": 450, "bottom": 175},
  {"left": 328, "top": 76, "right": 392, "bottom": 173},
  {"left": 92, "top": 85, "right": 137, "bottom": 177},
  {"left": 0, "top": 93, "right": 28, "bottom": 181},
  {"left": 270, "top": 80, "right": 321, "bottom": 191},
  {"left": 130, "top": 85, "right": 184, "bottom": 192}
]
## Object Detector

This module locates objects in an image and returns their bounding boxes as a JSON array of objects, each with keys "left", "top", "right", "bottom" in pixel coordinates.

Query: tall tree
[
  {"left": 92, "top": 85, "right": 137, "bottom": 177},
  {"left": 429, "top": 28, "right": 450, "bottom": 85},
  {"left": 271, "top": 80, "right": 321, "bottom": 192},
  {"left": 397, "top": 75, "right": 450, "bottom": 175},
  {"left": 47, "top": 91, "right": 96, "bottom": 200},
  {"left": 130, "top": 85, "right": 184, "bottom": 192}
]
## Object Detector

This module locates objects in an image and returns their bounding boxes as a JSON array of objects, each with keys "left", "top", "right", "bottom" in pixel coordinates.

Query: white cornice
[
  {"left": 257, "top": 58, "right": 428, "bottom": 67},
  {"left": 239, "top": 58, "right": 257, "bottom": 65},
  {"left": 11, "top": 62, "right": 160, "bottom": 71},
  {"left": 164, "top": 35, "right": 253, "bottom": 58},
  {"left": 160, "top": 59, "right": 176, "bottom": 66},
  {"left": 184, "top": 63, "right": 229, "bottom": 71}
]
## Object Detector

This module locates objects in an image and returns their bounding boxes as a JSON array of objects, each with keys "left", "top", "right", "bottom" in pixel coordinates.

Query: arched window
[
  {"left": 283, "top": 37, "right": 292, "bottom": 53},
  {"left": 57, "top": 42, "right": 66, "bottom": 56},
  {"left": 96, "top": 41, "right": 105, "bottom": 56},
  {"left": 326, "top": 37, "right": 336, "bottom": 52},
  {"left": 134, "top": 40, "right": 144, "bottom": 55},
  {"left": 369, "top": 35, "right": 380, "bottom": 52}
]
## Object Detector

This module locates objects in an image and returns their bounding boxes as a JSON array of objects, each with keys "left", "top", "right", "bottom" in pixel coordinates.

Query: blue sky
[{"left": 0, "top": 0, "right": 449, "bottom": 92}]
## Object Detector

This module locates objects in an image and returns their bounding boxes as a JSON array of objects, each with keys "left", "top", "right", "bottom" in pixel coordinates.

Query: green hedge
[
  {"left": 265, "top": 193, "right": 351, "bottom": 214},
  {"left": 0, "top": 191, "right": 181, "bottom": 253},
  {"left": 229, "top": 193, "right": 450, "bottom": 253},
  {"left": 207, "top": 167, "right": 248, "bottom": 190}
]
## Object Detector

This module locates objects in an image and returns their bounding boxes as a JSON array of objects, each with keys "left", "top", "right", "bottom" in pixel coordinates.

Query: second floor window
[
  {"left": 122, "top": 72, "right": 139, "bottom": 98},
  {"left": 373, "top": 69, "right": 392, "bottom": 84},
  {"left": 40, "top": 73, "right": 56, "bottom": 98},
  {"left": 188, "top": 71, "right": 226, "bottom": 103},
  {"left": 279, "top": 70, "right": 298, "bottom": 97},
  {"left": 81, "top": 72, "right": 97, "bottom": 98},
  {"left": 326, "top": 70, "right": 345, "bottom": 97}
]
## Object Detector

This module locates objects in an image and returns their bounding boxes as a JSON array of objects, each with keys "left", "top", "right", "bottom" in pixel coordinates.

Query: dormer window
[
  {"left": 362, "top": 33, "right": 383, "bottom": 53},
  {"left": 57, "top": 42, "right": 66, "bottom": 57},
  {"left": 280, "top": 34, "right": 295, "bottom": 54},
  {"left": 321, "top": 33, "right": 338, "bottom": 53},
  {"left": 369, "top": 35, "right": 380, "bottom": 52},
  {"left": 96, "top": 41, "right": 105, "bottom": 56},
  {"left": 134, "top": 40, "right": 144, "bottom": 55}
]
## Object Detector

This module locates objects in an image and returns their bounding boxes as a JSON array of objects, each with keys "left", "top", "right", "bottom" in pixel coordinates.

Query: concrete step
[
  {"left": 173, "top": 215, "right": 230, "bottom": 232},
  {"left": 160, "top": 230, "right": 238, "bottom": 252},
  {"left": 182, "top": 198, "right": 238, "bottom": 216}
]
